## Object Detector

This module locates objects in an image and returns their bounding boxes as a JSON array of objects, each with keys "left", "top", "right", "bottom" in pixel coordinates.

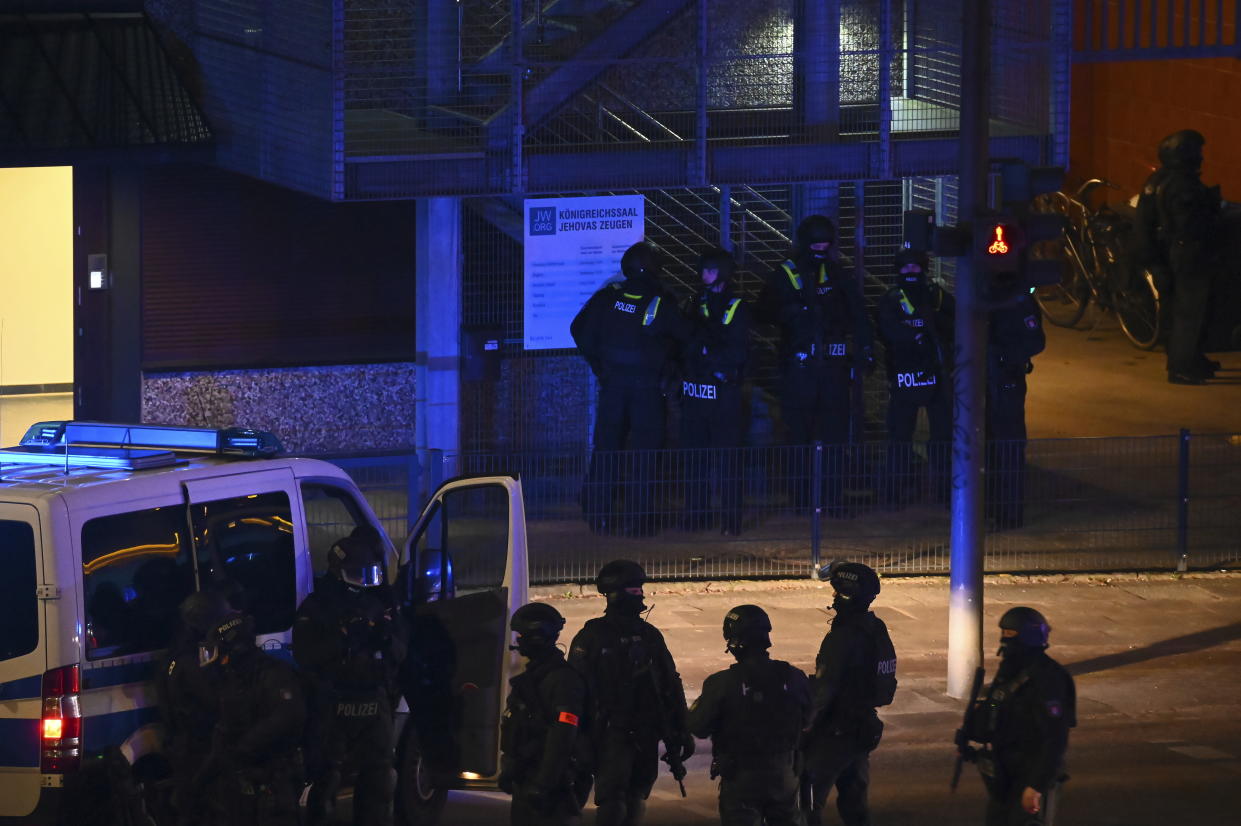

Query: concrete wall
[
  {"left": 142, "top": 362, "right": 416, "bottom": 455},
  {"left": 1070, "top": 58, "right": 1241, "bottom": 198},
  {"left": 0, "top": 166, "right": 73, "bottom": 388}
]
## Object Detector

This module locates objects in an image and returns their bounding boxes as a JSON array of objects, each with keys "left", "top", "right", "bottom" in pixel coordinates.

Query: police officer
[
  {"left": 688, "top": 605, "right": 812, "bottom": 826},
  {"left": 959, "top": 608, "right": 1076, "bottom": 826},
  {"left": 192, "top": 610, "right": 306, "bottom": 826},
  {"left": 986, "top": 284, "right": 1045, "bottom": 530},
  {"left": 501, "top": 603, "right": 590, "bottom": 826},
  {"left": 572, "top": 241, "right": 691, "bottom": 536},
  {"left": 294, "top": 530, "right": 409, "bottom": 826},
  {"left": 876, "top": 249, "right": 954, "bottom": 507},
  {"left": 157, "top": 592, "right": 229, "bottom": 826},
  {"left": 568, "top": 560, "right": 694, "bottom": 826},
  {"left": 1137, "top": 130, "right": 1223, "bottom": 383},
  {"left": 761, "top": 215, "right": 874, "bottom": 514},
  {"left": 800, "top": 561, "right": 897, "bottom": 826},
  {"left": 681, "top": 246, "right": 751, "bottom": 536}
]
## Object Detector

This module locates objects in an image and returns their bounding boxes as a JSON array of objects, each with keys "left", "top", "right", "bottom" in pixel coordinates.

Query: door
[
  {"left": 0, "top": 503, "right": 46, "bottom": 819},
  {"left": 399, "top": 475, "right": 528, "bottom": 782},
  {"left": 182, "top": 468, "right": 303, "bottom": 643}
]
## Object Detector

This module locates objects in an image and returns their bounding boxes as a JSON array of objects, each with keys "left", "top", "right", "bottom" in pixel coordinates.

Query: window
[
  {"left": 190, "top": 491, "right": 296, "bottom": 635},
  {"left": 0, "top": 520, "right": 39, "bottom": 662},
  {"left": 410, "top": 485, "right": 509, "bottom": 597},
  {"left": 81, "top": 507, "right": 192, "bottom": 660},
  {"left": 301, "top": 483, "right": 373, "bottom": 577}
]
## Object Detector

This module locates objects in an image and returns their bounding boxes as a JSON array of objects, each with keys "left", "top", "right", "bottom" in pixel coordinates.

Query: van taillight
[{"left": 41, "top": 665, "right": 81, "bottom": 773}]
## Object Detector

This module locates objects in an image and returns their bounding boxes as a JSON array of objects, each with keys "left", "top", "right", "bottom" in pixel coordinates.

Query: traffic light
[
  {"left": 1000, "top": 161, "right": 1068, "bottom": 290},
  {"left": 975, "top": 211, "right": 1026, "bottom": 300}
]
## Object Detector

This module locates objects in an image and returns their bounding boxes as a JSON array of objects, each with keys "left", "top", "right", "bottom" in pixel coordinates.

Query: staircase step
[{"left": 427, "top": 103, "right": 504, "bottom": 126}]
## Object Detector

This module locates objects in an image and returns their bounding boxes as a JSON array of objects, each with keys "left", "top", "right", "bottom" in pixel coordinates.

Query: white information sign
[{"left": 523, "top": 194, "right": 646, "bottom": 350}]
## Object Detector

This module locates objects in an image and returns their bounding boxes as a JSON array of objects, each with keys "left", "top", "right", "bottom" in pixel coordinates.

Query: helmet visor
[{"left": 341, "top": 563, "right": 384, "bottom": 588}]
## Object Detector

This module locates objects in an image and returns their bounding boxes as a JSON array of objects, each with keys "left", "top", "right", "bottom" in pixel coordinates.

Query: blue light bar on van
[
  {"left": 0, "top": 446, "right": 180, "bottom": 470},
  {"left": 16, "top": 421, "right": 283, "bottom": 458}
]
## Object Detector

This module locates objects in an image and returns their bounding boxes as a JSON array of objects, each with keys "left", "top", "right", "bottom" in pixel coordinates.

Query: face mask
[
  {"left": 608, "top": 591, "right": 646, "bottom": 617},
  {"left": 512, "top": 635, "right": 555, "bottom": 659}
]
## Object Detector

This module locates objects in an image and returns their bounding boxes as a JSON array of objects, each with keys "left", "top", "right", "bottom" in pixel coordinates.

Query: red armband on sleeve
[{"left": 557, "top": 711, "right": 579, "bottom": 726}]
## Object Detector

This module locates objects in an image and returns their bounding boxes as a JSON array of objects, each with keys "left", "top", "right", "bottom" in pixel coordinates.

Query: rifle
[
  {"left": 661, "top": 749, "right": 687, "bottom": 797},
  {"left": 950, "top": 666, "right": 986, "bottom": 792}
]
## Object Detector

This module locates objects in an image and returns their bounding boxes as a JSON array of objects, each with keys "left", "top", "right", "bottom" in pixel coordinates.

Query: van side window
[
  {"left": 190, "top": 491, "right": 296, "bottom": 635},
  {"left": 0, "top": 520, "right": 38, "bottom": 662},
  {"left": 301, "top": 483, "right": 375, "bottom": 577},
  {"left": 81, "top": 507, "right": 193, "bottom": 660}
]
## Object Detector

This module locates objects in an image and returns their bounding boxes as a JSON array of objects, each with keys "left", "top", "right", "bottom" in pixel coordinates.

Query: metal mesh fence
[
  {"left": 317, "top": 432, "right": 1241, "bottom": 584},
  {"left": 328, "top": 0, "right": 1062, "bottom": 197}
]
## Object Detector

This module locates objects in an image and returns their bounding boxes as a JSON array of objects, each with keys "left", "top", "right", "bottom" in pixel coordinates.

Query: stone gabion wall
[{"left": 143, "top": 362, "right": 417, "bottom": 455}]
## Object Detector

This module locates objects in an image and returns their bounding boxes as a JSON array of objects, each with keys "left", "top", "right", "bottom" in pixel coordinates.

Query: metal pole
[
  {"left": 947, "top": 0, "right": 991, "bottom": 700},
  {"left": 1177, "top": 428, "right": 1190, "bottom": 572},
  {"left": 811, "top": 442, "right": 823, "bottom": 576}
]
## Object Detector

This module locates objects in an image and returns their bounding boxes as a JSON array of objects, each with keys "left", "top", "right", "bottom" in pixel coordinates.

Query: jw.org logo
[{"left": 529, "top": 206, "right": 556, "bottom": 236}]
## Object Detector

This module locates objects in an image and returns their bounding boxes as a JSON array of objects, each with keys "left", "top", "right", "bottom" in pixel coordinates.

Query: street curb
[{"left": 528, "top": 569, "right": 1241, "bottom": 600}]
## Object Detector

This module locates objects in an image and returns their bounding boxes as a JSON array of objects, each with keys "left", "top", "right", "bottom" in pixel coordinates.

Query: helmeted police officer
[
  {"left": 1136, "top": 130, "right": 1223, "bottom": 383},
  {"left": 157, "top": 591, "right": 230, "bottom": 826},
  {"left": 986, "top": 284, "right": 1046, "bottom": 530},
  {"left": 568, "top": 560, "right": 693, "bottom": 826},
  {"left": 959, "top": 608, "right": 1076, "bottom": 826},
  {"left": 681, "top": 246, "right": 751, "bottom": 535},
  {"left": 688, "top": 605, "right": 812, "bottom": 826},
  {"left": 294, "top": 530, "right": 409, "bottom": 826},
  {"left": 192, "top": 610, "right": 306, "bottom": 826},
  {"left": 876, "top": 249, "right": 955, "bottom": 506},
  {"left": 572, "top": 241, "right": 691, "bottom": 536},
  {"left": 800, "top": 561, "right": 897, "bottom": 826},
  {"left": 501, "top": 603, "right": 590, "bottom": 826},
  {"left": 761, "top": 215, "right": 874, "bottom": 514}
]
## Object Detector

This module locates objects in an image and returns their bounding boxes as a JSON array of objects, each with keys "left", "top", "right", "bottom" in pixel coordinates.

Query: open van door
[{"left": 394, "top": 475, "right": 528, "bottom": 826}]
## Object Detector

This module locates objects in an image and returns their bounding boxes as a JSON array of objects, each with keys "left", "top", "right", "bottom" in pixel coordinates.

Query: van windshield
[{"left": 0, "top": 520, "right": 38, "bottom": 662}]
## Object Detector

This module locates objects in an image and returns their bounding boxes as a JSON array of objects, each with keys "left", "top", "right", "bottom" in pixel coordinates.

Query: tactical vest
[
  {"left": 866, "top": 615, "right": 898, "bottom": 707},
  {"left": 502, "top": 659, "right": 586, "bottom": 770},
  {"left": 780, "top": 259, "right": 850, "bottom": 357},
  {"left": 598, "top": 283, "right": 666, "bottom": 369},
  {"left": 584, "top": 618, "right": 664, "bottom": 733},
  {"left": 699, "top": 294, "right": 741, "bottom": 325},
  {"left": 715, "top": 660, "right": 804, "bottom": 758},
  {"left": 971, "top": 667, "right": 1033, "bottom": 744}
]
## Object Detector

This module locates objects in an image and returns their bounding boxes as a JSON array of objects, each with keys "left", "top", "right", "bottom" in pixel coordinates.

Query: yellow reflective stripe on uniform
[
  {"left": 781, "top": 261, "right": 801, "bottom": 291},
  {"left": 643, "top": 295, "right": 661, "bottom": 326},
  {"left": 623, "top": 292, "right": 643, "bottom": 299},
  {"left": 722, "top": 297, "right": 740, "bottom": 325},
  {"left": 818, "top": 264, "right": 828, "bottom": 284},
  {"left": 700, "top": 299, "right": 710, "bottom": 318},
  {"left": 897, "top": 289, "right": 916, "bottom": 316}
]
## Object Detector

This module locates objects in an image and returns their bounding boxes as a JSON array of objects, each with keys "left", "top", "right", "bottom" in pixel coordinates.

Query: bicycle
[{"left": 1031, "top": 179, "right": 1163, "bottom": 349}]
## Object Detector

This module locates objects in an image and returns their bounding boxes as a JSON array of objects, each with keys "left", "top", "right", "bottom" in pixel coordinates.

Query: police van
[{"left": 0, "top": 420, "right": 528, "bottom": 824}]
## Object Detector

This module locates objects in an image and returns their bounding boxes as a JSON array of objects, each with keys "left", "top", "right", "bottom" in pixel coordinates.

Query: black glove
[{"left": 674, "top": 732, "right": 696, "bottom": 762}]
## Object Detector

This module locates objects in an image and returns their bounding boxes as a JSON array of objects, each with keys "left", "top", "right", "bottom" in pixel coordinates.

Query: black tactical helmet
[
  {"left": 596, "top": 559, "right": 646, "bottom": 594},
  {"left": 1157, "top": 129, "right": 1205, "bottom": 173},
  {"left": 796, "top": 214, "right": 836, "bottom": 250},
  {"left": 511, "top": 602, "right": 566, "bottom": 641},
  {"left": 819, "top": 560, "right": 881, "bottom": 607},
  {"left": 999, "top": 606, "right": 1050, "bottom": 649},
  {"left": 178, "top": 591, "right": 232, "bottom": 635},
  {"left": 722, "top": 604, "right": 772, "bottom": 645},
  {"left": 621, "top": 241, "right": 662, "bottom": 281},
  {"left": 697, "top": 246, "right": 736, "bottom": 283},
  {"left": 328, "top": 529, "right": 386, "bottom": 589},
  {"left": 894, "top": 248, "right": 929, "bottom": 275},
  {"left": 198, "top": 610, "right": 255, "bottom": 667}
]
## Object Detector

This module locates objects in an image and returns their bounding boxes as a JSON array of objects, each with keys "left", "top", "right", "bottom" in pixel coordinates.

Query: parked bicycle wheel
[
  {"left": 1032, "top": 191, "right": 1092, "bottom": 328},
  {"left": 1116, "top": 268, "right": 1162, "bottom": 349}
]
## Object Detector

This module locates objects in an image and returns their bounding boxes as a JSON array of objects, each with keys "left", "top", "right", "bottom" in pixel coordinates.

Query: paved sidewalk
[{"left": 529, "top": 572, "right": 1241, "bottom": 825}]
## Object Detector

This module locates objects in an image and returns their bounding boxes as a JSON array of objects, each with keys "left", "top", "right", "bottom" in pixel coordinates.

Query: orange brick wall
[{"left": 1069, "top": 57, "right": 1241, "bottom": 202}]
